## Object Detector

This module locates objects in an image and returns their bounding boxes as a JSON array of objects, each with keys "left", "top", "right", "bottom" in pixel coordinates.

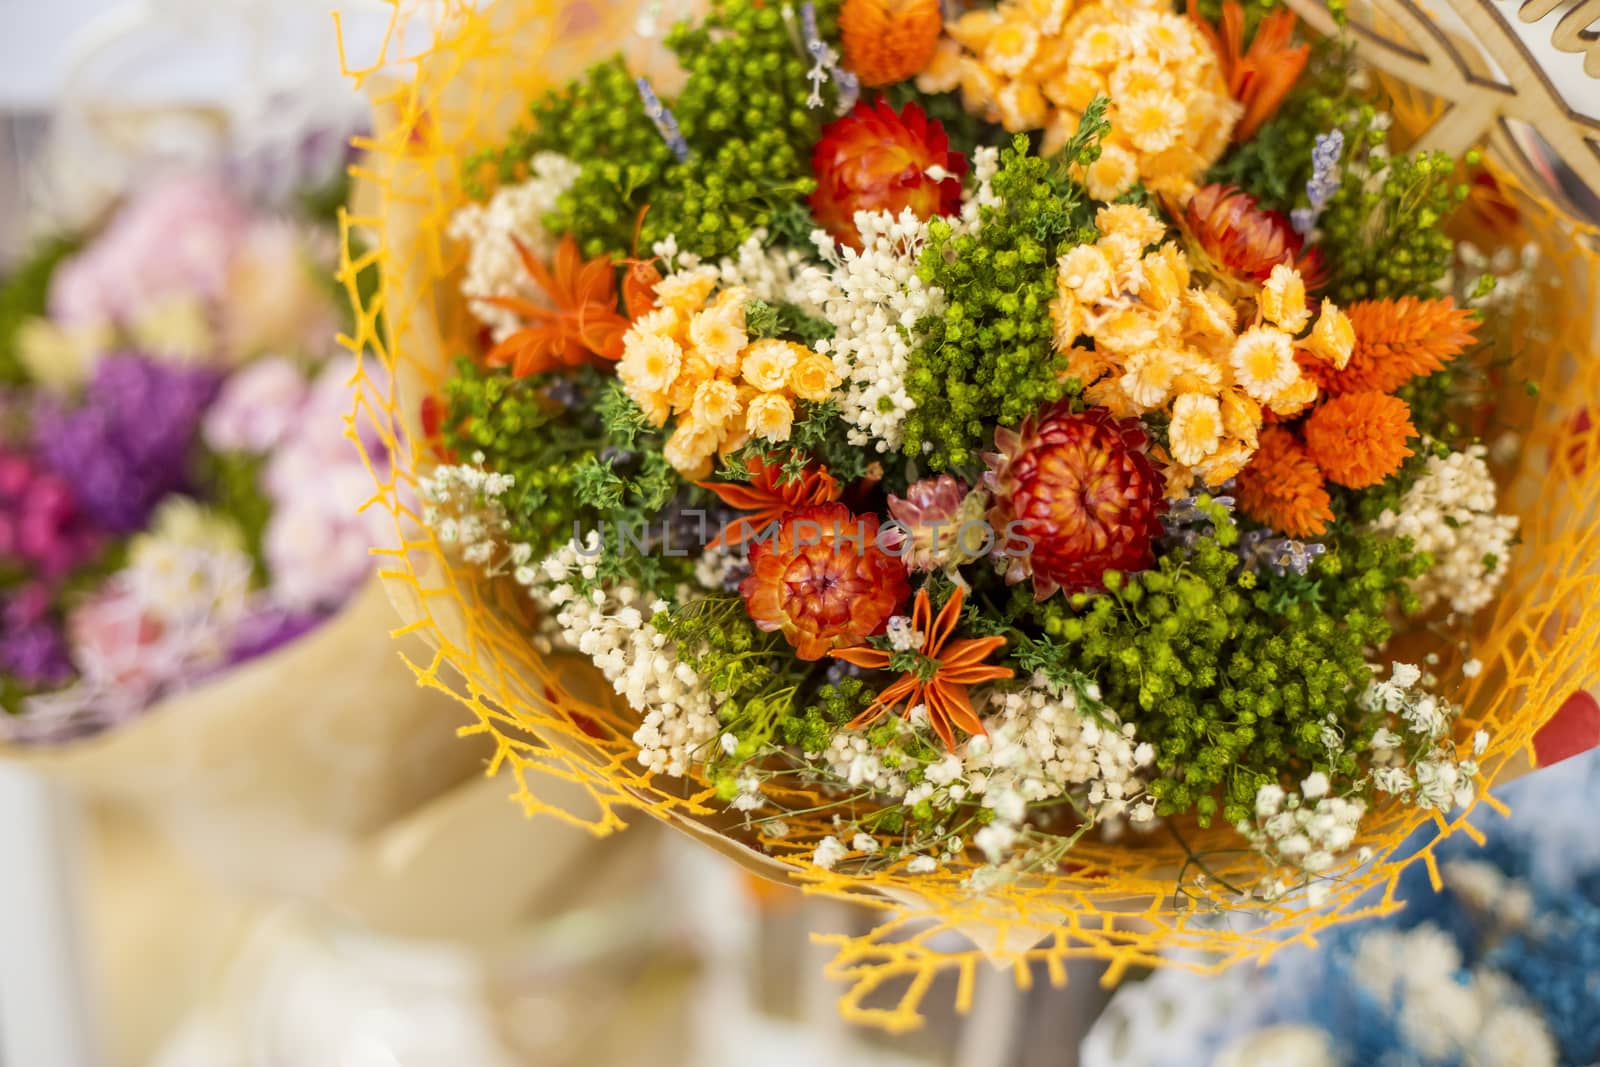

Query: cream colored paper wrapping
[{"left": 7, "top": 575, "right": 486, "bottom": 905}]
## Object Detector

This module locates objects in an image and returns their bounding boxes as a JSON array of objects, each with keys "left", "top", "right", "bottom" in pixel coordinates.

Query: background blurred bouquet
[
  {"left": 1084, "top": 742, "right": 1600, "bottom": 1067},
  {"left": 1, "top": 167, "right": 386, "bottom": 741},
  {"left": 0, "top": 142, "right": 496, "bottom": 904}
]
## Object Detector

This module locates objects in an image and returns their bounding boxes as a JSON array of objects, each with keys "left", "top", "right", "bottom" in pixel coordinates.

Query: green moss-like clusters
[
  {"left": 0, "top": 235, "right": 80, "bottom": 385},
  {"left": 470, "top": 0, "right": 841, "bottom": 259},
  {"left": 440, "top": 359, "right": 602, "bottom": 560},
  {"left": 196, "top": 450, "right": 274, "bottom": 583},
  {"left": 903, "top": 123, "right": 1106, "bottom": 471},
  {"left": 441, "top": 362, "right": 702, "bottom": 595},
  {"left": 1016, "top": 507, "right": 1427, "bottom": 826},
  {"left": 1317, "top": 140, "right": 1472, "bottom": 302}
]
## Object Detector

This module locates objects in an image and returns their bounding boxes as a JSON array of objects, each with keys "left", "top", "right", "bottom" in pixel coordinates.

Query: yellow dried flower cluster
[
  {"left": 918, "top": 0, "right": 1239, "bottom": 199},
  {"left": 618, "top": 269, "right": 842, "bottom": 479},
  {"left": 1052, "top": 205, "right": 1356, "bottom": 493}
]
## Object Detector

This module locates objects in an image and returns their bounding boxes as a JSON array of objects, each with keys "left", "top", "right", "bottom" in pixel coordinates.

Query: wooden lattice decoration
[
  {"left": 1284, "top": 0, "right": 1600, "bottom": 221},
  {"left": 338, "top": 0, "right": 1600, "bottom": 1031}
]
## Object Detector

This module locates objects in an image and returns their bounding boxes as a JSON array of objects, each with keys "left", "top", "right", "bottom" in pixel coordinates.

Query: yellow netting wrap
[{"left": 337, "top": 0, "right": 1600, "bottom": 1031}]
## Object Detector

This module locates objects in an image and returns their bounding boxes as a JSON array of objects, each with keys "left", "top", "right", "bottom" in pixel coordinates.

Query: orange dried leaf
[{"left": 481, "top": 234, "right": 631, "bottom": 378}]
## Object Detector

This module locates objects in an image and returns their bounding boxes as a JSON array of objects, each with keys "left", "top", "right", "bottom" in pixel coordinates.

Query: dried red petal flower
[
  {"left": 810, "top": 98, "right": 967, "bottom": 250},
  {"left": 740, "top": 503, "right": 910, "bottom": 660},
  {"left": 1171, "top": 184, "right": 1326, "bottom": 300},
  {"left": 984, "top": 404, "right": 1167, "bottom": 599}
]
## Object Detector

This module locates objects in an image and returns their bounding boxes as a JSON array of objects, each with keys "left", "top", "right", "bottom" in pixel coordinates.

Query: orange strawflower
[
  {"left": 810, "top": 99, "right": 967, "bottom": 249},
  {"left": 840, "top": 0, "right": 944, "bottom": 87},
  {"left": 1191, "top": 1, "right": 1309, "bottom": 142},
  {"left": 1235, "top": 427, "right": 1334, "bottom": 537},
  {"left": 1302, "top": 296, "right": 1478, "bottom": 396},
  {"left": 1172, "top": 184, "right": 1326, "bottom": 301},
  {"left": 696, "top": 454, "right": 841, "bottom": 549},
  {"left": 1303, "top": 391, "right": 1417, "bottom": 489},
  {"left": 480, "top": 234, "right": 631, "bottom": 378},
  {"left": 830, "top": 586, "right": 1013, "bottom": 751},
  {"left": 740, "top": 503, "right": 909, "bottom": 660}
]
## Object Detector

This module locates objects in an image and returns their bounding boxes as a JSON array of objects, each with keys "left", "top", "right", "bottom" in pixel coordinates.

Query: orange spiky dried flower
[
  {"left": 697, "top": 454, "right": 842, "bottom": 549},
  {"left": 840, "top": 0, "right": 945, "bottom": 87},
  {"left": 830, "top": 585, "right": 1013, "bottom": 752},
  {"left": 1191, "top": 1, "right": 1310, "bottom": 143},
  {"left": 1234, "top": 426, "right": 1334, "bottom": 537},
  {"left": 479, "top": 234, "right": 632, "bottom": 378},
  {"left": 1301, "top": 296, "right": 1479, "bottom": 396},
  {"left": 1303, "top": 391, "right": 1417, "bottom": 489}
]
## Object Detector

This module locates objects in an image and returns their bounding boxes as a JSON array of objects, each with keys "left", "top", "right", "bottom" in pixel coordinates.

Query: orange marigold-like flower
[
  {"left": 840, "top": 0, "right": 944, "bottom": 87},
  {"left": 1191, "top": 1, "right": 1309, "bottom": 143},
  {"left": 1235, "top": 426, "right": 1334, "bottom": 537},
  {"left": 830, "top": 586, "right": 1013, "bottom": 751},
  {"left": 810, "top": 98, "right": 967, "bottom": 249},
  {"left": 696, "top": 454, "right": 841, "bottom": 549},
  {"left": 1303, "top": 391, "right": 1417, "bottom": 489},
  {"left": 479, "top": 234, "right": 631, "bottom": 378},
  {"left": 1302, "top": 296, "right": 1479, "bottom": 396},
  {"left": 740, "top": 503, "right": 910, "bottom": 660}
]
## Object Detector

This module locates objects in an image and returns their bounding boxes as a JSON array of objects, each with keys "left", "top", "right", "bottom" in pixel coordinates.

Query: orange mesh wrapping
[{"left": 338, "top": 0, "right": 1600, "bottom": 1031}]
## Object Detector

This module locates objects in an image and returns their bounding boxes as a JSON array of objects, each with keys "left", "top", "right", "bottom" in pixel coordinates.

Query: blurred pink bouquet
[{"left": 1, "top": 170, "right": 386, "bottom": 741}]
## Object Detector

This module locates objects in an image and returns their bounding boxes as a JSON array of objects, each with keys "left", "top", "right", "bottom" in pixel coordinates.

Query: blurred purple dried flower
[
  {"left": 203, "top": 355, "right": 309, "bottom": 454},
  {"left": 0, "top": 584, "right": 74, "bottom": 688},
  {"left": 32, "top": 354, "right": 222, "bottom": 533},
  {"left": 225, "top": 609, "right": 325, "bottom": 665}
]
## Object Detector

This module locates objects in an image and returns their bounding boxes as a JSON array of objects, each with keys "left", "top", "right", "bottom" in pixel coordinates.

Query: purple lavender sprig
[
  {"left": 800, "top": 2, "right": 859, "bottom": 114},
  {"left": 636, "top": 77, "right": 690, "bottom": 162},
  {"left": 1292, "top": 129, "right": 1345, "bottom": 238},
  {"left": 1239, "top": 528, "right": 1327, "bottom": 577}
]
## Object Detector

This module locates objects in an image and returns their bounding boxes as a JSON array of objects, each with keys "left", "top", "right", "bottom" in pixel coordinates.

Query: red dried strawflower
[
  {"left": 810, "top": 98, "right": 967, "bottom": 250},
  {"left": 1171, "top": 184, "right": 1326, "bottom": 301},
  {"left": 740, "top": 502, "right": 910, "bottom": 660},
  {"left": 984, "top": 404, "right": 1167, "bottom": 600}
]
